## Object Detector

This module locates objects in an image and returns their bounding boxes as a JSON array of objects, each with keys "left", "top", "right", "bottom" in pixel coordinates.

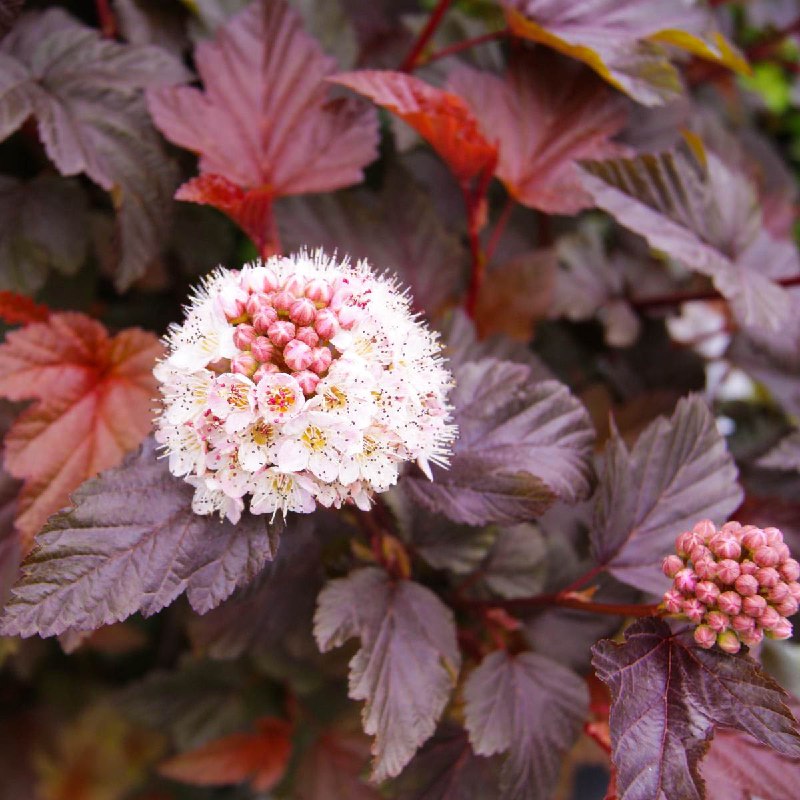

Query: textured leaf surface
[
  {"left": 449, "top": 50, "right": 628, "bottom": 214},
  {"left": 504, "top": 0, "right": 748, "bottom": 106},
  {"left": 592, "top": 618, "right": 800, "bottom": 800},
  {"left": 758, "top": 430, "right": 800, "bottom": 472},
  {"left": 0, "top": 8, "right": 188, "bottom": 289},
  {"left": 0, "top": 312, "right": 162, "bottom": 546},
  {"left": 464, "top": 650, "right": 589, "bottom": 800},
  {"left": 476, "top": 523, "right": 547, "bottom": 599},
  {"left": 581, "top": 144, "right": 800, "bottom": 336},
  {"left": 159, "top": 718, "right": 292, "bottom": 792},
  {"left": 277, "top": 167, "right": 467, "bottom": 316},
  {"left": 332, "top": 70, "right": 497, "bottom": 183},
  {"left": 403, "top": 359, "right": 595, "bottom": 526},
  {"left": 314, "top": 567, "right": 460, "bottom": 781},
  {"left": 0, "top": 438, "right": 281, "bottom": 637},
  {"left": 592, "top": 395, "right": 742, "bottom": 593},
  {"left": 148, "top": 0, "right": 377, "bottom": 250},
  {"left": 0, "top": 404, "right": 20, "bottom": 609}
]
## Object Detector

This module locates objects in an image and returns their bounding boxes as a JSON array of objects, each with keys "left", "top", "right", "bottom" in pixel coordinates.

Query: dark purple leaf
[
  {"left": 581, "top": 144, "right": 800, "bottom": 337},
  {"left": 277, "top": 167, "right": 467, "bottom": 317},
  {"left": 0, "top": 0, "right": 22, "bottom": 38},
  {"left": 475, "top": 524, "right": 547, "bottom": 599},
  {"left": 0, "top": 174, "right": 88, "bottom": 293},
  {"left": 389, "top": 723, "right": 501, "bottom": 800},
  {"left": 592, "top": 395, "right": 742, "bottom": 593},
  {"left": 314, "top": 567, "right": 460, "bottom": 781},
  {"left": 758, "top": 430, "right": 800, "bottom": 472},
  {"left": 0, "top": 437, "right": 281, "bottom": 638},
  {"left": 0, "top": 8, "right": 189, "bottom": 289},
  {"left": 592, "top": 618, "right": 800, "bottom": 800},
  {"left": 403, "top": 358, "right": 595, "bottom": 526},
  {"left": 464, "top": 650, "right": 589, "bottom": 800},
  {"left": 189, "top": 517, "right": 322, "bottom": 659}
]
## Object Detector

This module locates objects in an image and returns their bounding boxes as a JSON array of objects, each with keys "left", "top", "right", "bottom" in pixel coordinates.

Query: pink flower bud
[
  {"left": 337, "top": 304, "right": 363, "bottom": 330},
  {"left": 694, "top": 625, "right": 716, "bottom": 649},
  {"left": 696, "top": 581, "right": 720, "bottom": 605},
  {"left": 764, "top": 527, "right": 784, "bottom": 546},
  {"left": 293, "top": 369, "right": 319, "bottom": 395},
  {"left": 683, "top": 598, "right": 706, "bottom": 623},
  {"left": 271, "top": 290, "right": 295, "bottom": 313},
  {"left": 718, "top": 591, "right": 742, "bottom": 616},
  {"left": 243, "top": 267, "right": 279, "bottom": 293},
  {"left": 743, "top": 594, "right": 767, "bottom": 618},
  {"left": 305, "top": 278, "right": 333, "bottom": 305},
  {"left": 218, "top": 285, "right": 248, "bottom": 319},
  {"left": 252, "top": 306, "right": 278, "bottom": 334},
  {"left": 283, "top": 339, "right": 313, "bottom": 372},
  {"left": 253, "top": 362, "right": 280, "bottom": 383},
  {"left": 775, "top": 597, "right": 799, "bottom": 617},
  {"left": 710, "top": 535, "right": 741, "bottom": 560},
  {"left": 775, "top": 543, "right": 791, "bottom": 562},
  {"left": 662, "top": 554, "right": 684, "bottom": 578},
  {"left": 753, "top": 546, "right": 780, "bottom": 568},
  {"left": 767, "top": 618, "right": 793, "bottom": 640},
  {"left": 694, "top": 519, "right": 717, "bottom": 540},
  {"left": 330, "top": 287, "right": 353, "bottom": 311},
  {"left": 314, "top": 309, "right": 339, "bottom": 340},
  {"left": 232, "top": 323, "right": 257, "bottom": 350},
  {"left": 759, "top": 606, "right": 782, "bottom": 630},
  {"left": 694, "top": 557, "right": 717, "bottom": 580},
  {"left": 250, "top": 336, "right": 275, "bottom": 363},
  {"left": 705, "top": 611, "right": 729, "bottom": 632},
  {"left": 789, "top": 582, "right": 800, "bottom": 602},
  {"left": 755, "top": 567, "right": 780, "bottom": 589},
  {"left": 717, "top": 630, "right": 741, "bottom": 654},
  {"left": 267, "top": 320, "right": 296, "bottom": 347},
  {"left": 295, "top": 326, "right": 319, "bottom": 348},
  {"left": 739, "top": 627, "right": 764, "bottom": 648},
  {"left": 731, "top": 614, "right": 755, "bottom": 633},
  {"left": 309, "top": 346, "right": 333, "bottom": 375},
  {"left": 739, "top": 560, "right": 758, "bottom": 576},
  {"left": 689, "top": 545, "right": 711, "bottom": 565},
  {"left": 742, "top": 527, "right": 768, "bottom": 551},
  {"left": 715, "top": 559, "right": 740, "bottom": 584},
  {"left": 781, "top": 561, "right": 799, "bottom": 584},
  {"left": 289, "top": 297, "right": 317, "bottom": 326},
  {"left": 735, "top": 574, "right": 759, "bottom": 597},
  {"left": 662, "top": 589, "right": 684, "bottom": 614},
  {"left": 768, "top": 582, "right": 790, "bottom": 603},
  {"left": 246, "top": 291, "right": 269, "bottom": 317},
  {"left": 230, "top": 352, "right": 258, "bottom": 377},
  {"left": 282, "top": 274, "right": 307, "bottom": 296},
  {"left": 676, "top": 531, "right": 701, "bottom": 557}
]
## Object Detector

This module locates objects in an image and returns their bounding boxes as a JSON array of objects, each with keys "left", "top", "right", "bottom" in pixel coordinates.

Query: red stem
[
  {"left": 746, "top": 15, "right": 800, "bottom": 62},
  {"left": 485, "top": 194, "right": 515, "bottom": 265},
  {"left": 417, "top": 29, "right": 509, "bottom": 67},
  {"left": 95, "top": 0, "right": 117, "bottom": 38},
  {"left": 462, "top": 595, "right": 661, "bottom": 618},
  {"left": 631, "top": 274, "right": 800, "bottom": 312},
  {"left": 559, "top": 563, "right": 606, "bottom": 596},
  {"left": 400, "top": 0, "right": 454, "bottom": 72}
]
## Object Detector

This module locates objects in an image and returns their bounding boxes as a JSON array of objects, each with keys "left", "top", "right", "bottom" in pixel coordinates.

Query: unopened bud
[
  {"left": 253, "top": 362, "right": 280, "bottom": 383},
  {"left": 739, "top": 559, "right": 758, "bottom": 576},
  {"left": 662, "top": 589, "right": 683, "bottom": 614},
  {"left": 283, "top": 339, "right": 314, "bottom": 372},
  {"left": 230, "top": 352, "right": 258, "bottom": 377},
  {"left": 289, "top": 297, "right": 317, "bottom": 326},
  {"left": 735, "top": 574, "right": 759, "bottom": 597},
  {"left": 694, "top": 519, "right": 717, "bottom": 540},
  {"left": 251, "top": 336, "right": 275, "bottom": 363},
  {"left": 739, "top": 627, "right": 764, "bottom": 648},
  {"left": 293, "top": 369, "right": 319, "bottom": 395},
  {"left": 754, "top": 567, "right": 780, "bottom": 589},
  {"left": 731, "top": 614, "right": 755, "bottom": 633},
  {"left": 242, "top": 267, "right": 279, "bottom": 293},
  {"left": 705, "top": 610, "right": 729, "bottom": 632},
  {"left": 768, "top": 582, "right": 790, "bottom": 603},
  {"left": 780, "top": 559, "right": 800, "bottom": 582},
  {"left": 775, "top": 597, "right": 799, "bottom": 617},
  {"left": 309, "top": 346, "right": 333, "bottom": 375},
  {"left": 662, "top": 555, "right": 684, "bottom": 578},
  {"left": 718, "top": 591, "right": 742, "bottom": 616},
  {"left": 305, "top": 278, "right": 333, "bottom": 305},
  {"left": 271, "top": 290, "right": 295, "bottom": 314},
  {"left": 267, "top": 320, "right": 296, "bottom": 348},
  {"left": 717, "top": 630, "right": 741, "bottom": 654},
  {"left": 696, "top": 581, "right": 720, "bottom": 605},
  {"left": 682, "top": 598, "right": 705, "bottom": 623},
  {"left": 742, "top": 528, "right": 768, "bottom": 551},
  {"left": 742, "top": 594, "right": 767, "bottom": 618},
  {"left": 295, "top": 326, "right": 319, "bottom": 348},
  {"left": 314, "top": 309, "right": 339, "bottom": 340},
  {"left": 753, "top": 546, "right": 780, "bottom": 568},
  {"left": 252, "top": 306, "right": 278, "bottom": 334},
  {"left": 233, "top": 324, "right": 257, "bottom": 350},
  {"left": 760, "top": 606, "right": 782, "bottom": 630},
  {"left": 710, "top": 535, "right": 741, "bottom": 560},
  {"left": 716, "top": 559, "right": 740, "bottom": 584},
  {"left": 282, "top": 274, "right": 306, "bottom": 297},
  {"left": 767, "top": 618, "right": 793, "bottom": 640},
  {"left": 694, "top": 625, "right": 716, "bottom": 649}
]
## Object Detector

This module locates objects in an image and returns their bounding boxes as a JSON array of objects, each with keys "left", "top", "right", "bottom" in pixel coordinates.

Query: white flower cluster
[{"left": 154, "top": 251, "right": 456, "bottom": 522}]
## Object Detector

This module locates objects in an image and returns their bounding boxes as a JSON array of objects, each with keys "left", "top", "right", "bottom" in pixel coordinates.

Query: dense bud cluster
[
  {"left": 662, "top": 520, "right": 800, "bottom": 652},
  {"left": 154, "top": 251, "right": 456, "bottom": 521}
]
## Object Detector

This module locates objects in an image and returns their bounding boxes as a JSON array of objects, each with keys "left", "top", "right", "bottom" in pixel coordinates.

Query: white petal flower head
[{"left": 154, "top": 250, "right": 456, "bottom": 522}]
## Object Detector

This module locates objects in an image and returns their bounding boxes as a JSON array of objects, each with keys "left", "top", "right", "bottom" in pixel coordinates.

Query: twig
[
  {"left": 417, "top": 29, "right": 509, "bottom": 67},
  {"left": 460, "top": 594, "right": 661, "bottom": 618},
  {"left": 400, "top": 0, "right": 454, "bottom": 72},
  {"left": 95, "top": 0, "right": 117, "bottom": 38},
  {"left": 484, "top": 194, "right": 515, "bottom": 265},
  {"left": 746, "top": 15, "right": 800, "bottom": 62}
]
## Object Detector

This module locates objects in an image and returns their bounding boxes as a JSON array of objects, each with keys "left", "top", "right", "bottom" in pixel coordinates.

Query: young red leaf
[
  {"left": 332, "top": 70, "right": 497, "bottom": 184},
  {"left": 463, "top": 650, "right": 589, "bottom": 800},
  {"left": 159, "top": 717, "right": 292, "bottom": 792},
  {"left": 147, "top": 0, "right": 378, "bottom": 252},
  {"left": 0, "top": 312, "right": 162, "bottom": 547},
  {"left": 448, "top": 51, "right": 629, "bottom": 214},
  {"left": 592, "top": 618, "right": 800, "bottom": 800},
  {"left": 581, "top": 144, "right": 800, "bottom": 337},
  {"left": 0, "top": 291, "right": 49, "bottom": 326},
  {"left": 314, "top": 567, "right": 461, "bottom": 782},
  {"left": 592, "top": 395, "right": 742, "bottom": 594},
  {"left": 0, "top": 438, "right": 281, "bottom": 638},
  {"left": 403, "top": 359, "right": 595, "bottom": 526},
  {"left": 0, "top": 8, "right": 189, "bottom": 289}
]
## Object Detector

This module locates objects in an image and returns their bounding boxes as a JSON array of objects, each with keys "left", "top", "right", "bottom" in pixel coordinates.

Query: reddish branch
[
  {"left": 746, "top": 15, "right": 800, "bottom": 62},
  {"left": 95, "top": 0, "right": 117, "bottom": 38},
  {"left": 400, "top": 0, "right": 454, "bottom": 72},
  {"left": 418, "top": 29, "right": 510, "bottom": 67},
  {"left": 463, "top": 164, "right": 496, "bottom": 318},
  {"left": 460, "top": 594, "right": 661, "bottom": 618}
]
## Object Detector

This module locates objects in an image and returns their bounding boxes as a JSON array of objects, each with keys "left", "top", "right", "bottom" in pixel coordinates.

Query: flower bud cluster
[
  {"left": 662, "top": 520, "right": 800, "bottom": 653},
  {"left": 154, "top": 251, "right": 456, "bottom": 522}
]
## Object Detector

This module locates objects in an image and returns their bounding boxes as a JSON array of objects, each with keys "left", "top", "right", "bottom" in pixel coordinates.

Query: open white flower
[{"left": 154, "top": 250, "right": 456, "bottom": 522}]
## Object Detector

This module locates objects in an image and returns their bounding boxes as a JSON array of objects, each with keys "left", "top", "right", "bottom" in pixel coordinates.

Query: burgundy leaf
[
  {"left": 503, "top": 0, "right": 747, "bottom": 106},
  {"left": 403, "top": 358, "right": 595, "bottom": 526},
  {"left": 0, "top": 0, "right": 23, "bottom": 38},
  {"left": 389, "top": 723, "right": 501, "bottom": 800},
  {"left": 581, "top": 143, "right": 800, "bottom": 336},
  {"left": 758, "top": 430, "right": 800, "bottom": 472},
  {"left": 475, "top": 524, "right": 547, "bottom": 599},
  {"left": 592, "top": 618, "right": 800, "bottom": 800},
  {"left": 0, "top": 8, "right": 189, "bottom": 289},
  {"left": 0, "top": 403, "right": 21, "bottom": 610},
  {"left": 464, "top": 650, "right": 589, "bottom": 800},
  {"left": 332, "top": 70, "right": 497, "bottom": 183},
  {"left": 0, "top": 437, "right": 281, "bottom": 638},
  {"left": 277, "top": 166, "right": 468, "bottom": 317},
  {"left": 592, "top": 395, "right": 742, "bottom": 594},
  {"left": 147, "top": 0, "right": 377, "bottom": 251},
  {"left": 314, "top": 567, "right": 461, "bottom": 781},
  {"left": 448, "top": 50, "right": 629, "bottom": 214}
]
